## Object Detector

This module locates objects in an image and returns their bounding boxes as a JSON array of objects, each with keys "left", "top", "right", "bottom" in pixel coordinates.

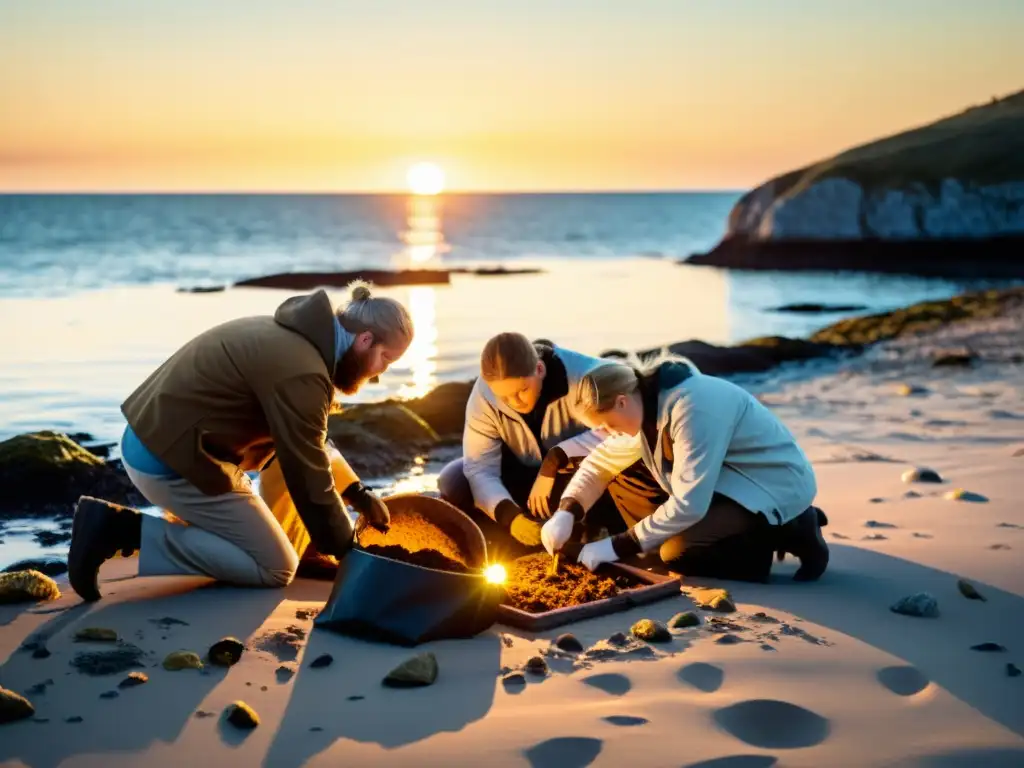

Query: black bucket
[{"left": 315, "top": 493, "right": 505, "bottom": 646}]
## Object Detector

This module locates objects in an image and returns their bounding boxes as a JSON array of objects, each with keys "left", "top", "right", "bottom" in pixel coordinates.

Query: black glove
[{"left": 342, "top": 482, "right": 391, "bottom": 533}]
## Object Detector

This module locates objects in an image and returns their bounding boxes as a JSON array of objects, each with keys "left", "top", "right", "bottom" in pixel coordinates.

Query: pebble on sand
[
  {"left": 525, "top": 656, "right": 549, "bottom": 676},
  {"left": 65, "top": 716, "right": 83, "bottom": 724},
  {"left": 502, "top": 672, "right": 527, "bottom": 687},
  {"left": 225, "top": 701, "right": 260, "bottom": 729},
  {"left": 690, "top": 588, "right": 737, "bottom": 613},
  {"left": 631, "top": 619, "right": 672, "bottom": 643},
  {"left": 957, "top": 579, "right": 986, "bottom": 601},
  {"left": 668, "top": 611, "right": 701, "bottom": 629},
  {"left": 0, "top": 687, "right": 35, "bottom": 724},
  {"left": 382, "top": 653, "right": 439, "bottom": 688},
  {"left": 607, "top": 632, "right": 630, "bottom": 646},
  {"left": 208, "top": 637, "right": 246, "bottom": 667},
  {"left": 162, "top": 651, "right": 204, "bottom": 671},
  {"left": 902, "top": 468, "right": 943, "bottom": 484},
  {"left": 895, "top": 383, "right": 928, "bottom": 396},
  {"left": 118, "top": 672, "right": 149, "bottom": 689},
  {"left": 0, "top": 570, "right": 61, "bottom": 605},
  {"left": 890, "top": 593, "right": 939, "bottom": 618},
  {"left": 554, "top": 633, "right": 584, "bottom": 653},
  {"left": 99, "top": 691, "right": 119, "bottom": 699},
  {"left": 309, "top": 654, "right": 334, "bottom": 669},
  {"left": 1008, "top": 663, "right": 1022, "bottom": 678},
  {"left": 74, "top": 628, "right": 119, "bottom": 643},
  {"left": 944, "top": 488, "right": 987, "bottom": 502},
  {"left": 716, "top": 634, "right": 743, "bottom": 645}
]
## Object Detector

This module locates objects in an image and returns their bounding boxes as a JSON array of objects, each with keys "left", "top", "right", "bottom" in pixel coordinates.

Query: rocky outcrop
[
  {"left": 227, "top": 266, "right": 543, "bottom": 292},
  {"left": 0, "top": 431, "right": 144, "bottom": 518},
  {"left": 688, "top": 90, "right": 1024, "bottom": 276}
]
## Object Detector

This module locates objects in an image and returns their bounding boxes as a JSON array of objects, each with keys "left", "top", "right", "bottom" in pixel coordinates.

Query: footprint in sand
[
  {"left": 876, "top": 665, "right": 931, "bottom": 697},
  {"left": 524, "top": 737, "right": 603, "bottom": 768},
  {"left": 581, "top": 673, "right": 631, "bottom": 697},
  {"left": 712, "top": 700, "right": 830, "bottom": 749},
  {"left": 678, "top": 662, "right": 725, "bottom": 693},
  {"left": 602, "top": 715, "right": 648, "bottom": 727},
  {"left": 683, "top": 757, "right": 779, "bottom": 768}
]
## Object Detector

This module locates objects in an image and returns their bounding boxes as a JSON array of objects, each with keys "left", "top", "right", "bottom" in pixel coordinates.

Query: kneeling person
[{"left": 541, "top": 356, "right": 828, "bottom": 582}]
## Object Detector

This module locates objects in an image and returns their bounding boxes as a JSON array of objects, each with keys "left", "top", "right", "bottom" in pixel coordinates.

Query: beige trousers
[{"left": 126, "top": 447, "right": 358, "bottom": 588}]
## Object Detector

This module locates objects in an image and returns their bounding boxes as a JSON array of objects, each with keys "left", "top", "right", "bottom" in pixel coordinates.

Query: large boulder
[
  {"left": 602, "top": 337, "right": 838, "bottom": 377},
  {"left": 0, "top": 431, "right": 143, "bottom": 518},
  {"left": 327, "top": 402, "right": 440, "bottom": 478}
]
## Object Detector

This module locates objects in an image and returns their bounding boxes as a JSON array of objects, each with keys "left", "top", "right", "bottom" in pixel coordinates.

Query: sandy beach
[{"left": 2, "top": 299, "right": 1022, "bottom": 768}]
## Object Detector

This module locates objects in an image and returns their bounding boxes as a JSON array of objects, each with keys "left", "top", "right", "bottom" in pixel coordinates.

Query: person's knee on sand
[{"left": 438, "top": 458, "right": 474, "bottom": 513}]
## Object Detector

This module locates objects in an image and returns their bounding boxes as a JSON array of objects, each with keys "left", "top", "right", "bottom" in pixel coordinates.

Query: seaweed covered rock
[
  {"left": 0, "top": 570, "right": 61, "bottom": 604},
  {"left": 225, "top": 701, "right": 260, "bottom": 729},
  {"left": 382, "top": 652, "right": 439, "bottom": 688},
  {"left": 891, "top": 593, "right": 939, "bottom": 618},
  {"left": 690, "top": 588, "right": 737, "bottom": 613},
  {"left": 810, "top": 289, "right": 1021, "bottom": 347},
  {"left": 208, "top": 637, "right": 246, "bottom": 667},
  {"left": 0, "top": 687, "right": 35, "bottom": 724},
  {"left": 327, "top": 403, "right": 439, "bottom": 478},
  {"left": 631, "top": 619, "right": 672, "bottom": 643},
  {"left": 163, "top": 651, "right": 204, "bottom": 671},
  {"left": 0, "top": 431, "right": 142, "bottom": 516},
  {"left": 668, "top": 611, "right": 701, "bottom": 629},
  {"left": 957, "top": 579, "right": 986, "bottom": 601}
]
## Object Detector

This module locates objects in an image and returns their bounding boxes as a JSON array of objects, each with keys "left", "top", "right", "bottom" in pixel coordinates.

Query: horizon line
[{"left": 0, "top": 187, "right": 746, "bottom": 196}]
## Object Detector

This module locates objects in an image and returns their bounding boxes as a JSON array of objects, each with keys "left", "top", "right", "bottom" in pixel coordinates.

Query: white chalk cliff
[{"left": 723, "top": 90, "right": 1024, "bottom": 242}]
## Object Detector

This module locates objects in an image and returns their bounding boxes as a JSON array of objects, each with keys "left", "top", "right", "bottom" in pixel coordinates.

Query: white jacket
[
  {"left": 463, "top": 345, "right": 609, "bottom": 518},
  {"left": 562, "top": 363, "right": 817, "bottom": 552}
]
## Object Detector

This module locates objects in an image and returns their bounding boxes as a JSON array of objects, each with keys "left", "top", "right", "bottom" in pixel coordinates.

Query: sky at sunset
[{"left": 1, "top": 0, "right": 1022, "bottom": 193}]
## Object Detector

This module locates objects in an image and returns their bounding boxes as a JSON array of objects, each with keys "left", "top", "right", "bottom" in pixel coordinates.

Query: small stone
[
  {"left": 195, "top": 710, "right": 215, "bottom": 719},
  {"left": 382, "top": 652, "right": 439, "bottom": 688},
  {"left": 607, "top": 632, "right": 629, "bottom": 646},
  {"left": 310, "top": 726, "right": 323, "bottom": 732},
  {"left": 957, "top": 579, "right": 986, "bottom": 601},
  {"left": 904, "top": 491, "right": 922, "bottom": 499},
  {"left": 65, "top": 716, "right": 83, "bottom": 724},
  {"left": 902, "top": 468, "right": 943, "bottom": 484},
  {"left": 890, "top": 593, "right": 939, "bottom": 618},
  {"left": 631, "top": 619, "right": 671, "bottom": 643},
  {"left": 0, "top": 570, "right": 62, "bottom": 604},
  {"left": 25, "top": 683, "right": 47, "bottom": 696},
  {"left": 309, "top": 654, "right": 333, "bottom": 669},
  {"left": 502, "top": 672, "right": 527, "bottom": 687},
  {"left": 162, "top": 651, "right": 204, "bottom": 671},
  {"left": 716, "top": 634, "right": 743, "bottom": 645},
  {"left": 346, "top": 695, "right": 365, "bottom": 701},
  {"left": 208, "top": 637, "right": 245, "bottom": 667},
  {"left": 970, "top": 642, "right": 1006, "bottom": 652},
  {"left": 863, "top": 534, "right": 888, "bottom": 541},
  {"left": 74, "top": 628, "right": 118, "bottom": 643},
  {"left": 225, "top": 701, "right": 260, "bottom": 729},
  {"left": 118, "top": 672, "right": 149, "bottom": 689},
  {"left": 99, "top": 690, "right": 119, "bottom": 699},
  {"left": 1008, "top": 663, "right": 1022, "bottom": 677},
  {"left": 260, "top": 686, "right": 268, "bottom": 692},
  {"left": 692, "top": 588, "right": 737, "bottom": 613},
  {"left": 869, "top": 498, "right": 884, "bottom": 504},
  {"left": 33, "top": 718, "right": 50, "bottom": 724},
  {"left": 895, "top": 383, "right": 928, "bottom": 397},
  {"left": 275, "top": 665, "right": 296, "bottom": 683},
  {"left": 148, "top": 617, "right": 189, "bottom": 629},
  {"left": 865, "top": 520, "right": 896, "bottom": 528},
  {"left": 0, "top": 687, "right": 35, "bottom": 724},
  {"left": 760, "top": 644, "right": 777, "bottom": 652},
  {"left": 524, "top": 656, "right": 548, "bottom": 676},
  {"left": 554, "top": 633, "right": 584, "bottom": 653},
  {"left": 668, "top": 611, "right": 701, "bottom": 629}
]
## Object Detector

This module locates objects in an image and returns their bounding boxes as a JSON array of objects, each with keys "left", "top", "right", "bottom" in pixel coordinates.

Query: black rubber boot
[
  {"left": 776, "top": 506, "right": 829, "bottom": 581},
  {"left": 68, "top": 496, "right": 142, "bottom": 602}
]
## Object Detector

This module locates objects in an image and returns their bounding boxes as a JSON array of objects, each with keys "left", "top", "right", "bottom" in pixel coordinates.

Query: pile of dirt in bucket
[
  {"left": 357, "top": 508, "right": 469, "bottom": 566},
  {"left": 502, "top": 553, "right": 640, "bottom": 613},
  {"left": 359, "top": 544, "right": 472, "bottom": 574}
]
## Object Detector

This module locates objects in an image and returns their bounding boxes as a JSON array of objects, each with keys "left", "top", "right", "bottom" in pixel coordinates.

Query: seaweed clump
[
  {"left": 502, "top": 553, "right": 639, "bottom": 613},
  {"left": 360, "top": 544, "right": 471, "bottom": 574}
]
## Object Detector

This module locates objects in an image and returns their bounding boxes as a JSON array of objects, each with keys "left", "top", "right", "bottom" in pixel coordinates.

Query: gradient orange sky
[{"left": 2, "top": 0, "right": 1022, "bottom": 193}]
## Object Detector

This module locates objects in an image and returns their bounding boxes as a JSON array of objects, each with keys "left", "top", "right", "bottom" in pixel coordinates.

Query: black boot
[
  {"left": 776, "top": 506, "right": 829, "bottom": 581},
  {"left": 68, "top": 496, "right": 142, "bottom": 602}
]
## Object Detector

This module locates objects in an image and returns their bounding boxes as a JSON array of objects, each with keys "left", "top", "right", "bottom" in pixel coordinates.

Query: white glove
[
  {"left": 540, "top": 510, "right": 575, "bottom": 556},
  {"left": 578, "top": 537, "right": 618, "bottom": 571}
]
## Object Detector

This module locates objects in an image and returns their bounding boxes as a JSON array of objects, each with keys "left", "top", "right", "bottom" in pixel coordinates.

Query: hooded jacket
[
  {"left": 561, "top": 361, "right": 817, "bottom": 554},
  {"left": 120, "top": 289, "right": 353, "bottom": 556}
]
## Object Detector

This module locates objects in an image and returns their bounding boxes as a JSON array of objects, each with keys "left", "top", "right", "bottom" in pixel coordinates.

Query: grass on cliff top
[{"left": 776, "top": 89, "right": 1024, "bottom": 197}]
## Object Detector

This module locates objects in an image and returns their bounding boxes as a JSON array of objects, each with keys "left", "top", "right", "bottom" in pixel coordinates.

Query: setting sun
[{"left": 406, "top": 162, "right": 446, "bottom": 196}]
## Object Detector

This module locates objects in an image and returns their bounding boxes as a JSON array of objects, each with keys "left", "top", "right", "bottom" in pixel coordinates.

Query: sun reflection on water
[{"left": 396, "top": 285, "right": 439, "bottom": 400}]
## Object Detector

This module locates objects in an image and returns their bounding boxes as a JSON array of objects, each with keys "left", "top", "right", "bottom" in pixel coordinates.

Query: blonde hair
[
  {"left": 480, "top": 332, "right": 540, "bottom": 382},
  {"left": 337, "top": 280, "right": 414, "bottom": 349},
  {"left": 575, "top": 351, "right": 698, "bottom": 414}
]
